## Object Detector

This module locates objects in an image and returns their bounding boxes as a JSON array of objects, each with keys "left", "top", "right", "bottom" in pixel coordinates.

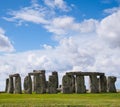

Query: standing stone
[
  {"left": 52, "top": 71, "right": 58, "bottom": 89},
  {"left": 33, "top": 70, "right": 39, "bottom": 92},
  {"left": 107, "top": 76, "right": 117, "bottom": 93},
  {"left": 39, "top": 71, "right": 46, "bottom": 93},
  {"left": 62, "top": 74, "right": 72, "bottom": 94},
  {"left": 99, "top": 75, "right": 107, "bottom": 92},
  {"left": 14, "top": 75, "right": 22, "bottom": 94},
  {"left": 34, "top": 74, "right": 41, "bottom": 94},
  {"left": 7, "top": 76, "right": 14, "bottom": 93},
  {"left": 5, "top": 78, "right": 9, "bottom": 92},
  {"left": 24, "top": 75, "right": 32, "bottom": 94},
  {"left": 48, "top": 75, "right": 57, "bottom": 93},
  {"left": 75, "top": 75, "right": 86, "bottom": 93},
  {"left": 89, "top": 74, "right": 99, "bottom": 93}
]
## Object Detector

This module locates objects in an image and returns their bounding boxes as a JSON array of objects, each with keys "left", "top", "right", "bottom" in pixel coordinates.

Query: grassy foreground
[{"left": 0, "top": 93, "right": 120, "bottom": 107}]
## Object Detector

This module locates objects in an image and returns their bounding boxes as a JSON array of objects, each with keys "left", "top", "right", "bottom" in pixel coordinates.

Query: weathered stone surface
[
  {"left": 107, "top": 76, "right": 117, "bottom": 93},
  {"left": 48, "top": 75, "right": 57, "bottom": 93},
  {"left": 66, "top": 72, "right": 104, "bottom": 76},
  {"left": 14, "top": 75, "right": 22, "bottom": 94},
  {"left": 89, "top": 74, "right": 99, "bottom": 93},
  {"left": 52, "top": 71, "right": 58, "bottom": 89},
  {"left": 7, "top": 77, "right": 14, "bottom": 93},
  {"left": 9, "top": 73, "right": 20, "bottom": 77},
  {"left": 5, "top": 78, "right": 9, "bottom": 92},
  {"left": 75, "top": 75, "right": 86, "bottom": 93},
  {"left": 62, "top": 75, "right": 73, "bottom": 94},
  {"left": 99, "top": 75, "right": 107, "bottom": 92},
  {"left": 24, "top": 75, "right": 32, "bottom": 94},
  {"left": 38, "top": 71, "right": 46, "bottom": 93},
  {"left": 34, "top": 74, "right": 41, "bottom": 94}
]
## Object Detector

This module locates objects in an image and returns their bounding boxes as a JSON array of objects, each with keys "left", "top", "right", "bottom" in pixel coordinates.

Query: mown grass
[{"left": 0, "top": 93, "right": 120, "bottom": 107}]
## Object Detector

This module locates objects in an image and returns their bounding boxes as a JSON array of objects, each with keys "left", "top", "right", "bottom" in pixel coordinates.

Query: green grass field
[{"left": 0, "top": 93, "right": 120, "bottom": 107}]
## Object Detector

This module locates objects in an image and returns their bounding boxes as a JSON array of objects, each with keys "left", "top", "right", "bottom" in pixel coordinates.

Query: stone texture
[
  {"left": 48, "top": 75, "right": 57, "bottom": 93},
  {"left": 66, "top": 72, "right": 104, "bottom": 76},
  {"left": 62, "top": 74, "right": 73, "bottom": 94},
  {"left": 34, "top": 74, "right": 41, "bottom": 94},
  {"left": 24, "top": 75, "right": 32, "bottom": 94},
  {"left": 107, "top": 76, "right": 117, "bottom": 93},
  {"left": 99, "top": 75, "right": 107, "bottom": 92},
  {"left": 5, "top": 78, "right": 9, "bottom": 92},
  {"left": 89, "top": 74, "right": 99, "bottom": 93},
  {"left": 14, "top": 75, "right": 22, "bottom": 94},
  {"left": 38, "top": 71, "right": 46, "bottom": 93},
  {"left": 7, "top": 76, "right": 14, "bottom": 93},
  {"left": 75, "top": 75, "right": 86, "bottom": 93},
  {"left": 52, "top": 71, "right": 58, "bottom": 89}
]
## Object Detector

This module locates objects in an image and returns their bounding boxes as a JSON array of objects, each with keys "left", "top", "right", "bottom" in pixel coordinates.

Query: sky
[{"left": 0, "top": 0, "right": 120, "bottom": 91}]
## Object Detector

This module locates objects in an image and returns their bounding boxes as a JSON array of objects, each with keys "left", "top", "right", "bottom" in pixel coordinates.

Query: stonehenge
[
  {"left": 5, "top": 70, "right": 117, "bottom": 94},
  {"left": 6, "top": 73, "right": 22, "bottom": 94}
]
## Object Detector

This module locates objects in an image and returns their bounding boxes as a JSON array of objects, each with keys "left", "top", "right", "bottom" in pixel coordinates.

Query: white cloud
[
  {"left": 104, "top": 7, "right": 120, "bottom": 14},
  {"left": 44, "top": 0, "right": 70, "bottom": 11},
  {"left": 97, "top": 10, "right": 120, "bottom": 48},
  {"left": 3, "top": 4, "right": 49, "bottom": 25},
  {"left": 45, "top": 16, "right": 98, "bottom": 35},
  {"left": 0, "top": 28, "right": 14, "bottom": 52},
  {"left": 3, "top": 0, "right": 70, "bottom": 26}
]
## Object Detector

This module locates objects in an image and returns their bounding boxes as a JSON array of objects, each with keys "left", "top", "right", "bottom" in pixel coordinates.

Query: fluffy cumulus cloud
[
  {"left": 97, "top": 10, "right": 120, "bottom": 48},
  {"left": 45, "top": 16, "right": 98, "bottom": 35},
  {"left": 0, "top": 28, "right": 14, "bottom": 52},
  {"left": 1, "top": 1, "right": 120, "bottom": 90}
]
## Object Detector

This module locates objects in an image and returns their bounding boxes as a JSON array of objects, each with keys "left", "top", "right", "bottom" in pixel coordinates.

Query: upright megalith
[
  {"left": 99, "top": 75, "right": 107, "bottom": 92},
  {"left": 75, "top": 75, "right": 86, "bottom": 93},
  {"left": 24, "top": 75, "right": 32, "bottom": 94},
  {"left": 48, "top": 75, "right": 57, "bottom": 93},
  {"left": 89, "top": 74, "right": 99, "bottom": 93},
  {"left": 39, "top": 70, "right": 46, "bottom": 93},
  {"left": 62, "top": 74, "right": 73, "bottom": 93},
  {"left": 71, "top": 75, "right": 75, "bottom": 93},
  {"left": 14, "top": 74, "right": 22, "bottom": 94},
  {"left": 5, "top": 78, "right": 9, "bottom": 92},
  {"left": 65, "top": 73, "right": 75, "bottom": 93},
  {"left": 34, "top": 74, "right": 41, "bottom": 94},
  {"left": 7, "top": 76, "right": 14, "bottom": 93},
  {"left": 52, "top": 71, "right": 58, "bottom": 89},
  {"left": 48, "top": 71, "right": 59, "bottom": 94},
  {"left": 107, "top": 76, "right": 117, "bottom": 93}
]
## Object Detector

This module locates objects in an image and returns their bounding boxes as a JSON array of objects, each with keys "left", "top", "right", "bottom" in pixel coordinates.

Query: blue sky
[
  {"left": 0, "top": 0, "right": 120, "bottom": 90},
  {"left": 0, "top": 0, "right": 119, "bottom": 52}
]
